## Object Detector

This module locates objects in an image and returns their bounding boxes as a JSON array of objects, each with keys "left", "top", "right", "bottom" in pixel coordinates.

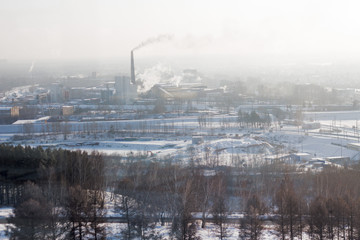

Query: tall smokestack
[{"left": 131, "top": 50, "right": 135, "bottom": 84}]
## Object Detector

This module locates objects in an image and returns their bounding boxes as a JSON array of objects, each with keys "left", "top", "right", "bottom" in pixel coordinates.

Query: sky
[{"left": 1, "top": 0, "right": 360, "bottom": 63}]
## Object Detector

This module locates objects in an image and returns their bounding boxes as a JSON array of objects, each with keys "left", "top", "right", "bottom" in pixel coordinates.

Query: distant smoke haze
[
  {"left": 132, "top": 35, "right": 173, "bottom": 52},
  {"left": 2, "top": 0, "right": 360, "bottom": 64}
]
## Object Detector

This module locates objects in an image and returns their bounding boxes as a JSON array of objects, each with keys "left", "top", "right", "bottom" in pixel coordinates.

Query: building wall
[
  {"left": 62, "top": 106, "right": 74, "bottom": 116},
  {"left": 11, "top": 106, "right": 20, "bottom": 117}
]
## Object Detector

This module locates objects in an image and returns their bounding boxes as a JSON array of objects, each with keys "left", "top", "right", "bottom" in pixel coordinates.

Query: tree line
[
  {"left": 0, "top": 144, "right": 106, "bottom": 239},
  {"left": 2, "top": 144, "right": 360, "bottom": 239},
  {"left": 238, "top": 110, "right": 272, "bottom": 128}
]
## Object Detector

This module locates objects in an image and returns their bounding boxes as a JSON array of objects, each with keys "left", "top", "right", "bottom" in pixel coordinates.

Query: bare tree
[
  {"left": 239, "top": 194, "right": 266, "bottom": 240},
  {"left": 9, "top": 182, "right": 60, "bottom": 240},
  {"left": 307, "top": 196, "right": 328, "bottom": 240},
  {"left": 275, "top": 176, "right": 301, "bottom": 240},
  {"left": 65, "top": 185, "right": 90, "bottom": 240},
  {"left": 212, "top": 192, "right": 229, "bottom": 240}
]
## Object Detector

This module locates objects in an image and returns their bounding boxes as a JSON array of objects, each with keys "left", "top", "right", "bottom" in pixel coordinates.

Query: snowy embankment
[
  {"left": 264, "top": 126, "right": 360, "bottom": 159},
  {"left": 190, "top": 138, "right": 274, "bottom": 166}
]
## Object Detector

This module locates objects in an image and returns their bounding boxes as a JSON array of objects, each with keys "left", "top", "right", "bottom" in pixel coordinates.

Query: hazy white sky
[{"left": 1, "top": 0, "right": 360, "bottom": 62}]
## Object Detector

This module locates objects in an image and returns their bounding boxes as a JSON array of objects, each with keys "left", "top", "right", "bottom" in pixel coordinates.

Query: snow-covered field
[
  {"left": 1, "top": 110, "right": 360, "bottom": 167},
  {"left": 5, "top": 108, "right": 358, "bottom": 239}
]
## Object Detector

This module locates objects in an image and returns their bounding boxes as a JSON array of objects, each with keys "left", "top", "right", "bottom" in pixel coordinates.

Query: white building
[{"left": 50, "top": 83, "right": 65, "bottom": 103}]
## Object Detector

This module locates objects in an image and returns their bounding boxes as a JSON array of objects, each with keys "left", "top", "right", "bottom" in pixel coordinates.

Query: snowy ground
[
  {"left": 0, "top": 208, "right": 12, "bottom": 240},
  {"left": 0, "top": 193, "right": 309, "bottom": 239},
  {"left": 0, "top": 208, "right": 11, "bottom": 220},
  {"left": 103, "top": 222, "right": 288, "bottom": 240},
  {"left": 0, "top": 206, "right": 311, "bottom": 240},
  {"left": 263, "top": 126, "right": 359, "bottom": 159}
]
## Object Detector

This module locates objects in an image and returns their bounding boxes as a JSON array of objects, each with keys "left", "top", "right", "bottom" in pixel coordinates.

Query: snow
[
  {"left": 206, "top": 138, "right": 264, "bottom": 149},
  {"left": 0, "top": 109, "right": 359, "bottom": 167},
  {"left": 103, "top": 222, "right": 310, "bottom": 239},
  {"left": 264, "top": 126, "right": 360, "bottom": 160},
  {"left": 0, "top": 85, "right": 48, "bottom": 104},
  {"left": 0, "top": 197, "right": 313, "bottom": 239},
  {"left": 0, "top": 224, "right": 10, "bottom": 240},
  {"left": 0, "top": 208, "right": 12, "bottom": 240},
  {"left": 28, "top": 139, "right": 188, "bottom": 157},
  {"left": 12, "top": 116, "right": 51, "bottom": 125},
  {"left": 1, "top": 109, "right": 360, "bottom": 238},
  {"left": 0, "top": 221, "right": 310, "bottom": 240},
  {"left": 303, "top": 110, "right": 360, "bottom": 121},
  {"left": 0, "top": 208, "right": 12, "bottom": 220}
]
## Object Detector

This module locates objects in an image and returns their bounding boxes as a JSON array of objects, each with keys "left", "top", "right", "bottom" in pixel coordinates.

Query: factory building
[{"left": 149, "top": 83, "right": 207, "bottom": 101}]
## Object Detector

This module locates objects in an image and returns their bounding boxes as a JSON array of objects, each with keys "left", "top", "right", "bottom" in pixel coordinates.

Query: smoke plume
[
  {"left": 137, "top": 63, "right": 182, "bottom": 93},
  {"left": 132, "top": 34, "right": 173, "bottom": 51}
]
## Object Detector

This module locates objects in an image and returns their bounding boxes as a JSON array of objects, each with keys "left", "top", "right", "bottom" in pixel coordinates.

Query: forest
[{"left": 1, "top": 144, "right": 360, "bottom": 239}]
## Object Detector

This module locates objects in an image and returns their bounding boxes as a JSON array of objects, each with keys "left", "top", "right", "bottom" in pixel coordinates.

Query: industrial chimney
[{"left": 130, "top": 50, "right": 135, "bottom": 84}]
